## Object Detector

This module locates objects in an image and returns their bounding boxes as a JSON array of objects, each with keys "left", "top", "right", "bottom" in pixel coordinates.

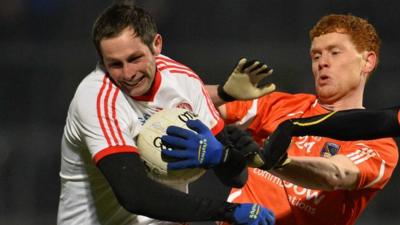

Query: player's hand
[
  {"left": 161, "top": 119, "right": 225, "bottom": 169},
  {"left": 218, "top": 58, "right": 276, "bottom": 102},
  {"left": 233, "top": 203, "right": 275, "bottom": 225},
  {"left": 261, "top": 120, "right": 293, "bottom": 170},
  {"left": 225, "top": 125, "right": 265, "bottom": 167}
]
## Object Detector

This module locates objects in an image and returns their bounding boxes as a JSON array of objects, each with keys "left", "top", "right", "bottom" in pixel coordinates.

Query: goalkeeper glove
[
  {"left": 232, "top": 203, "right": 275, "bottom": 225},
  {"left": 218, "top": 58, "right": 275, "bottom": 102},
  {"left": 225, "top": 125, "right": 265, "bottom": 167},
  {"left": 161, "top": 119, "right": 227, "bottom": 169}
]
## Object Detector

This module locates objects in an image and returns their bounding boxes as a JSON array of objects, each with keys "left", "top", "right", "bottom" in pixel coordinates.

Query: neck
[
  {"left": 319, "top": 100, "right": 364, "bottom": 111},
  {"left": 318, "top": 90, "right": 365, "bottom": 111}
]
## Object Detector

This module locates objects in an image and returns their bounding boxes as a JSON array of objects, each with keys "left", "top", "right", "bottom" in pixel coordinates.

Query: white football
[{"left": 137, "top": 108, "right": 206, "bottom": 184}]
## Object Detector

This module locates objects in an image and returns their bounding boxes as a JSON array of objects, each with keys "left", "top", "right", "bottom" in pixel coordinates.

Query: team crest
[{"left": 320, "top": 142, "right": 340, "bottom": 158}]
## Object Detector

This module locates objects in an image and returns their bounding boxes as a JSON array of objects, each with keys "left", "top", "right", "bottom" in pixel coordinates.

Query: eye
[
  {"left": 331, "top": 48, "right": 341, "bottom": 55},
  {"left": 108, "top": 62, "right": 123, "bottom": 69},
  {"left": 312, "top": 53, "right": 321, "bottom": 60},
  {"left": 128, "top": 55, "right": 142, "bottom": 63}
]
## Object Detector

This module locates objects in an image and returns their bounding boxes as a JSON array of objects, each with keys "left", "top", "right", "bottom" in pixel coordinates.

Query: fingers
[
  {"left": 186, "top": 119, "right": 210, "bottom": 134},
  {"left": 166, "top": 158, "right": 195, "bottom": 169},
  {"left": 226, "top": 125, "right": 247, "bottom": 140},
  {"left": 166, "top": 125, "right": 197, "bottom": 139},
  {"left": 241, "top": 59, "right": 273, "bottom": 76},
  {"left": 234, "top": 58, "right": 248, "bottom": 72},
  {"left": 257, "top": 83, "right": 276, "bottom": 95},
  {"left": 161, "top": 149, "right": 191, "bottom": 159},
  {"left": 161, "top": 135, "right": 188, "bottom": 149}
]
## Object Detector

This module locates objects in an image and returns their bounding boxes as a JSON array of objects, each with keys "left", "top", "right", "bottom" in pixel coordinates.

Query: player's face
[
  {"left": 310, "top": 32, "right": 369, "bottom": 105},
  {"left": 100, "top": 27, "right": 162, "bottom": 97}
]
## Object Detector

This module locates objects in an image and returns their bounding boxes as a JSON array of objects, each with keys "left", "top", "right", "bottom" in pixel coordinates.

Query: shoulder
[
  {"left": 255, "top": 92, "right": 317, "bottom": 113},
  {"left": 156, "top": 54, "right": 201, "bottom": 80},
  {"left": 261, "top": 91, "right": 316, "bottom": 103},
  {"left": 70, "top": 67, "right": 127, "bottom": 119}
]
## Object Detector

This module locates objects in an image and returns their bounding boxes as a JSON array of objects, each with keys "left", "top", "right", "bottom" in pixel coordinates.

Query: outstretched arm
[
  {"left": 291, "top": 107, "right": 400, "bottom": 140},
  {"left": 98, "top": 152, "right": 275, "bottom": 224}
]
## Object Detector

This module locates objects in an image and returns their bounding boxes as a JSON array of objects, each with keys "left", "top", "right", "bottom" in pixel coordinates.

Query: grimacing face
[
  {"left": 310, "top": 32, "right": 370, "bottom": 104},
  {"left": 100, "top": 27, "right": 162, "bottom": 97}
]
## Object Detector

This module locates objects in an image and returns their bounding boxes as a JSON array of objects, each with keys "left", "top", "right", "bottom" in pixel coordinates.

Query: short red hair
[{"left": 310, "top": 14, "right": 381, "bottom": 63}]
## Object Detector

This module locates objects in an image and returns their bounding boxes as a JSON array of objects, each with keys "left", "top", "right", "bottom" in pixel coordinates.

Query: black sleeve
[
  {"left": 213, "top": 127, "right": 248, "bottom": 188},
  {"left": 98, "top": 152, "right": 238, "bottom": 222},
  {"left": 291, "top": 107, "right": 400, "bottom": 140}
]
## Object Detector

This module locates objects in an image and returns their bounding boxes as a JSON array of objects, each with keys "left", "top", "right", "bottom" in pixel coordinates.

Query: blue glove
[
  {"left": 233, "top": 203, "right": 275, "bottom": 225},
  {"left": 161, "top": 119, "right": 225, "bottom": 169}
]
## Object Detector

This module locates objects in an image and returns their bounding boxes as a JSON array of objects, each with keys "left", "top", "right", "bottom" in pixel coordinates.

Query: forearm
[
  {"left": 206, "top": 85, "right": 226, "bottom": 107},
  {"left": 98, "top": 153, "right": 237, "bottom": 222},
  {"left": 292, "top": 107, "right": 400, "bottom": 140},
  {"left": 271, "top": 155, "right": 359, "bottom": 191}
]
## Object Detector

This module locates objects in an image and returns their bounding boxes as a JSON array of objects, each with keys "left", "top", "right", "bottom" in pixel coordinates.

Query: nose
[
  {"left": 318, "top": 54, "right": 329, "bottom": 70},
  {"left": 122, "top": 63, "right": 135, "bottom": 81}
]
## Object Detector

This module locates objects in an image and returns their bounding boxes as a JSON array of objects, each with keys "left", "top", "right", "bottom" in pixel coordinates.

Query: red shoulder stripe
[
  {"left": 112, "top": 88, "right": 126, "bottom": 145},
  {"left": 97, "top": 75, "right": 112, "bottom": 146},
  {"left": 104, "top": 79, "right": 120, "bottom": 145}
]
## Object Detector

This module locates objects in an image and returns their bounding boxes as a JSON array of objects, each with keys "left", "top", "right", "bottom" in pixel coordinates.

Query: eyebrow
[
  {"left": 310, "top": 44, "right": 342, "bottom": 54},
  {"left": 103, "top": 52, "right": 143, "bottom": 63}
]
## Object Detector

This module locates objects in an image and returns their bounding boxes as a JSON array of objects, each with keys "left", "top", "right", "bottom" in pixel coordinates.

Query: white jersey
[{"left": 57, "top": 55, "right": 223, "bottom": 225}]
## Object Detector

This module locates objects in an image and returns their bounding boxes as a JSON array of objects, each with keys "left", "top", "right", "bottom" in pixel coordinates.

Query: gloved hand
[
  {"left": 233, "top": 203, "right": 275, "bottom": 225},
  {"left": 225, "top": 125, "right": 265, "bottom": 167},
  {"left": 161, "top": 119, "right": 226, "bottom": 169},
  {"left": 261, "top": 120, "right": 293, "bottom": 170},
  {"left": 218, "top": 58, "right": 276, "bottom": 102}
]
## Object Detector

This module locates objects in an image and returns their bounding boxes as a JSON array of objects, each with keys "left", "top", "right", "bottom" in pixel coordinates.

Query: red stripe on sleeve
[
  {"left": 211, "top": 118, "right": 225, "bottom": 135},
  {"left": 94, "top": 145, "right": 138, "bottom": 164},
  {"left": 201, "top": 84, "right": 221, "bottom": 121},
  {"left": 112, "top": 88, "right": 126, "bottom": 145},
  {"left": 104, "top": 80, "right": 120, "bottom": 145},
  {"left": 97, "top": 76, "right": 112, "bottom": 146}
]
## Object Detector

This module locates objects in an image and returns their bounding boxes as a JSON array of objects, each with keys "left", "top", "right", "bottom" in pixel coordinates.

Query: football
[{"left": 137, "top": 108, "right": 206, "bottom": 185}]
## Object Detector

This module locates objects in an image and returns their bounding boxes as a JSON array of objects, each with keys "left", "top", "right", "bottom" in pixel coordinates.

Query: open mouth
[{"left": 318, "top": 74, "right": 330, "bottom": 85}]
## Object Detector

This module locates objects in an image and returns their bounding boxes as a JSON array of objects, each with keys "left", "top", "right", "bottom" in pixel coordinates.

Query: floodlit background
[{"left": 1, "top": 0, "right": 399, "bottom": 224}]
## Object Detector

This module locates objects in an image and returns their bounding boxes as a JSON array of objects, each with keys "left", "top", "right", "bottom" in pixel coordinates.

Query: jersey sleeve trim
[
  {"left": 211, "top": 118, "right": 225, "bottom": 136},
  {"left": 236, "top": 99, "right": 257, "bottom": 126},
  {"left": 97, "top": 75, "right": 127, "bottom": 147},
  {"left": 345, "top": 143, "right": 387, "bottom": 189},
  {"left": 94, "top": 145, "right": 138, "bottom": 164},
  {"left": 363, "top": 160, "right": 386, "bottom": 188}
]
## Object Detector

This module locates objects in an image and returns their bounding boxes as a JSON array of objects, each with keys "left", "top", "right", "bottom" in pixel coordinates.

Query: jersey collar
[{"left": 131, "top": 70, "right": 161, "bottom": 102}]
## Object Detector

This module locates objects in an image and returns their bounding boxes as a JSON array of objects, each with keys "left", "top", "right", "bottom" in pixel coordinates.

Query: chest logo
[{"left": 320, "top": 142, "right": 340, "bottom": 158}]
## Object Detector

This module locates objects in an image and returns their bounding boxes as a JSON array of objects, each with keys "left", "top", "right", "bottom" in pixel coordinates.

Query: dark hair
[{"left": 92, "top": 3, "right": 157, "bottom": 61}]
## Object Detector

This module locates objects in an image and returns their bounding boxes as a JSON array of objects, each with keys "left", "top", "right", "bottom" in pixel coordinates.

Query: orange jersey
[{"left": 223, "top": 92, "right": 398, "bottom": 225}]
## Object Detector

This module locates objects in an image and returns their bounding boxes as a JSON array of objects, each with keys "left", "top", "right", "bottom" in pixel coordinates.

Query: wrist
[
  {"left": 217, "top": 84, "right": 236, "bottom": 102},
  {"left": 217, "top": 202, "right": 240, "bottom": 223}
]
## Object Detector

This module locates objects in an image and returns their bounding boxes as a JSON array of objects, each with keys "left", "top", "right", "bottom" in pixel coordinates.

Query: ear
[
  {"left": 362, "top": 51, "right": 377, "bottom": 74},
  {"left": 152, "top": 34, "right": 162, "bottom": 56}
]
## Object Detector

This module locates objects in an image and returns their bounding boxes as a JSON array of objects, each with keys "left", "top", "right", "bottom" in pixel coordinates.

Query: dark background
[{"left": 1, "top": 0, "right": 399, "bottom": 224}]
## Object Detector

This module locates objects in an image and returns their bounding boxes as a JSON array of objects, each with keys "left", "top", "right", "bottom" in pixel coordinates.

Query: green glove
[{"left": 218, "top": 58, "right": 276, "bottom": 102}]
